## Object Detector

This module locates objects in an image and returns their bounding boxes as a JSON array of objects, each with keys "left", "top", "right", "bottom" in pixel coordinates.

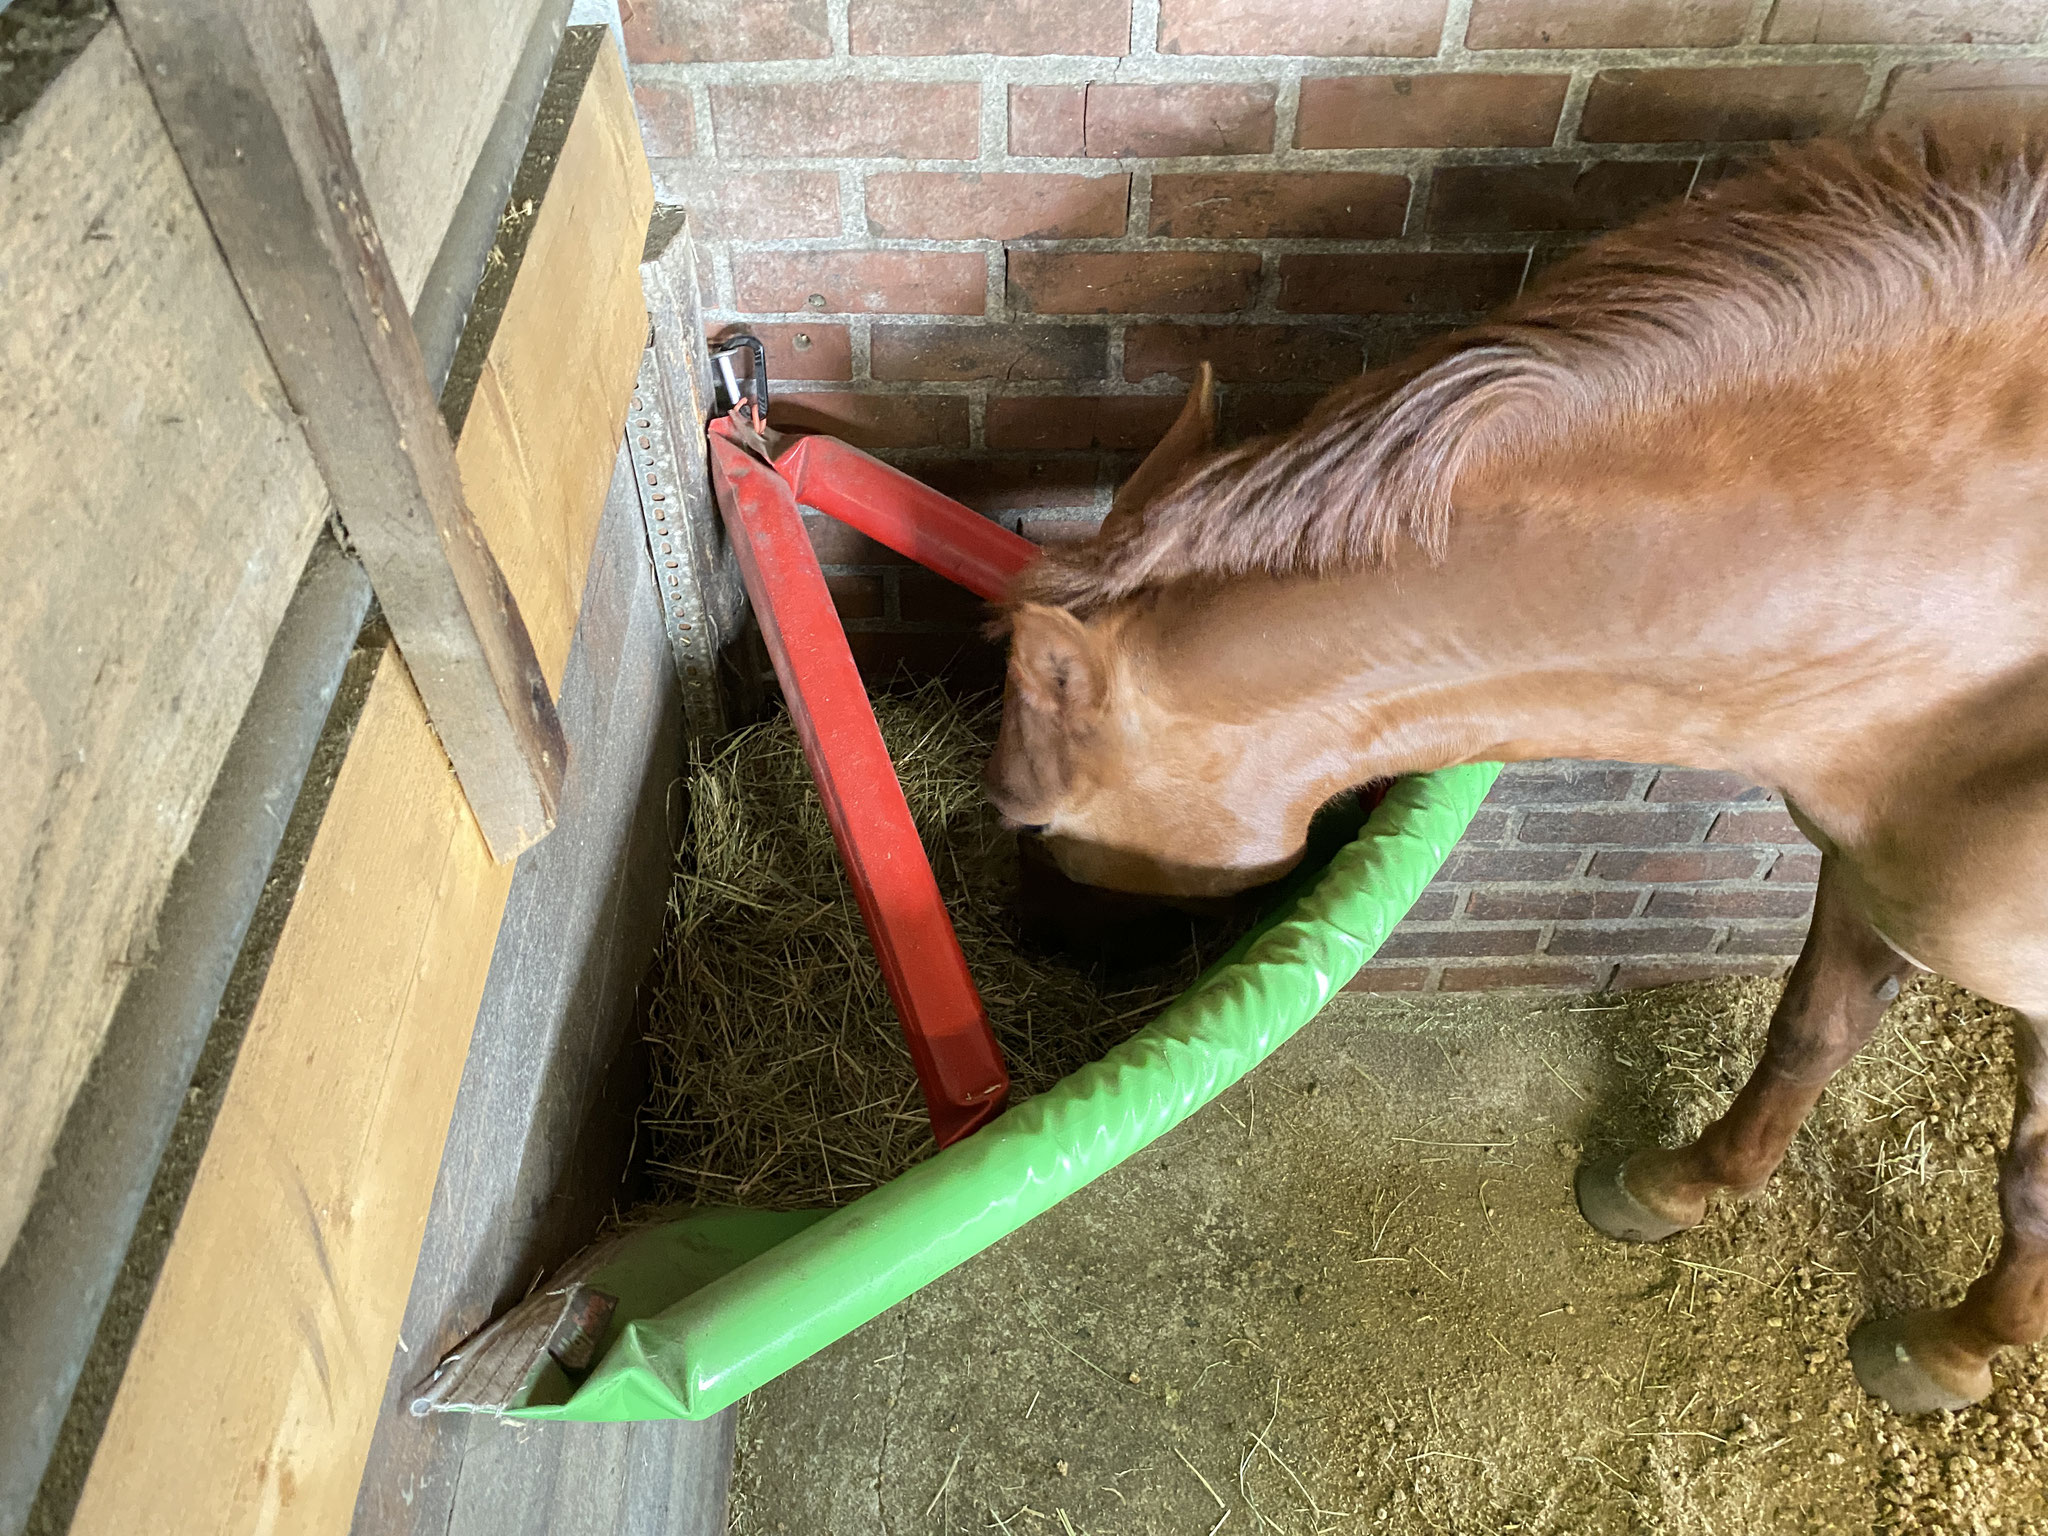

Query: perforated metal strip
[{"left": 625, "top": 348, "right": 723, "bottom": 742}]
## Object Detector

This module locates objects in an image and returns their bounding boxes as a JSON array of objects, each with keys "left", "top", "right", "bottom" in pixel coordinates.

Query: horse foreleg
[
  {"left": 1851, "top": 1014, "right": 2048, "bottom": 1412},
  {"left": 1576, "top": 858, "right": 1913, "bottom": 1243}
]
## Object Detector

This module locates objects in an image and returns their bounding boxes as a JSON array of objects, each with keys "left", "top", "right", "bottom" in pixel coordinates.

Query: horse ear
[
  {"left": 1102, "top": 361, "right": 1218, "bottom": 538},
  {"left": 1007, "top": 603, "right": 1108, "bottom": 724}
]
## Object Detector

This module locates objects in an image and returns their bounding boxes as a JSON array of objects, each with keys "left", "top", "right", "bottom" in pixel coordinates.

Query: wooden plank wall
[
  {"left": 459, "top": 41, "right": 654, "bottom": 689},
  {"left": 65, "top": 41, "right": 653, "bottom": 1536},
  {"left": 311, "top": 0, "right": 551, "bottom": 308},
  {"left": 0, "top": 24, "right": 333, "bottom": 1266},
  {"left": 0, "top": 0, "right": 554, "bottom": 1273},
  {"left": 350, "top": 450, "right": 707, "bottom": 1536}
]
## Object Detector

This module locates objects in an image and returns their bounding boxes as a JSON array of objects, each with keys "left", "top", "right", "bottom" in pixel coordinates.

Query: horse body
[{"left": 985, "top": 134, "right": 2048, "bottom": 1412}]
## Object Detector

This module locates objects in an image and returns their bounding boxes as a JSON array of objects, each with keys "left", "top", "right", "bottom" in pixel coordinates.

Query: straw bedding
[{"left": 640, "top": 683, "right": 1218, "bottom": 1211}]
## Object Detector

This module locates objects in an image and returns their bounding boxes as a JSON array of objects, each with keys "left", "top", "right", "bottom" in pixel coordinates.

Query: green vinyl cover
[{"left": 509, "top": 761, "right": 1500, "bottom": 1422}]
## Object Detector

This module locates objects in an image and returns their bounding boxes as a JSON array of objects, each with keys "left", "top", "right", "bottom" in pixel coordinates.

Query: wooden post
[{"left": 119, "top": 0, "right": 566, "bottom": 861}]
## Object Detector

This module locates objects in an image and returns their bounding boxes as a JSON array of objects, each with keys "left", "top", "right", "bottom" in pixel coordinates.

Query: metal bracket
[{"left": 710, "top": 333, "right": 769, "bottom": 425}]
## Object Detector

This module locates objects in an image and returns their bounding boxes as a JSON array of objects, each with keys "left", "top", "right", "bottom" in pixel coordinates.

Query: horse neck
[{"left": 1129, "top": 472, "right": 1831, "bottom": 795}]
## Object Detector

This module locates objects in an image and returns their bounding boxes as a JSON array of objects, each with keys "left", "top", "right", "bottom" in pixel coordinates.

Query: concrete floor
[{"left": 727, "top": 982, "right": 2048, "bottom": 1536}]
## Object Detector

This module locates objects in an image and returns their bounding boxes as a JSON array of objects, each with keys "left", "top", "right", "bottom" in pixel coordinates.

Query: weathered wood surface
[
  {"left": 310, "top": 0, "right": 551, "bottom": 312},
  {"left": 67, "top": 641, "right": 520, "bottom": 1536},
  {"left": 63, "top": 32, "right": 657, "bottom": 1533},
  {"left": 350, "top": 449, "right": 730, "bottom": 1536},
  {"left": 122, "top": 0, "right": 566, "bottom": 864},
  {"left": 456, "top": 39, "right": 653, "bottom": 690},
  {"left": 0, "top": 22, "right": 331, "bottom": 1269}
]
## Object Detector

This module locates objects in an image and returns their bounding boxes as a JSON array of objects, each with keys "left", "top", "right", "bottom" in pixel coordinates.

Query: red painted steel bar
[
  {"left": 774, "top": 434, "right": 1038, "bottom": 602},
  {"left": 705, "top": 420, "right": 1010, "bottom": 1146}
]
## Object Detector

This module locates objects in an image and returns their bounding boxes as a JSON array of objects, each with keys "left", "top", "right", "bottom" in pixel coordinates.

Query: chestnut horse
[{"left": 984, "top": 135, "right": 2048, "bottom": 1415}]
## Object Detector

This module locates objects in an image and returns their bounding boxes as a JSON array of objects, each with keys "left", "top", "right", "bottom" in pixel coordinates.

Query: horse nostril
[{"left": 1017, "top": 822, "right": 1048, "bottom": 836}]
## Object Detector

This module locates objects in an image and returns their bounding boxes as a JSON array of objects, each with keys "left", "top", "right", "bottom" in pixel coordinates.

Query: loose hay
[{"left": 641, "top": 681, "right": 1215, "bottom": 1211}]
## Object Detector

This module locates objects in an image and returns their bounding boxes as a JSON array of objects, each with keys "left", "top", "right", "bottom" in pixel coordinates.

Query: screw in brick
[
  {"left": 805, "top": 293, "right": 826, "bottom": 310},
  {"left": 793, "top": 332, "right": 812, "bottom": 351}
]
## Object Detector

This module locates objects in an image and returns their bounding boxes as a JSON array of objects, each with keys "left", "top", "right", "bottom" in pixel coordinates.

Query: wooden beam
[
  {"left": 119, "top": 0, "right": 566, "bottom": 862},
  {"left": 63, "top": 39, "right": 657, "bottom": 1536},
  {"left": 305, "top": 0, "right": 552, "bottom": 311},
  {"left": 454, "top": 39, "right": 653, "bottom": 691},
  {"left": 0, "top": 23, "right": 331, "bottom": 1272}
]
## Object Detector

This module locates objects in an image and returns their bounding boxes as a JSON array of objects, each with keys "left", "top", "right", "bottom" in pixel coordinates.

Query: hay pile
[{"left": 641, "top": 682, "right": 1214, "bottom": 1210}]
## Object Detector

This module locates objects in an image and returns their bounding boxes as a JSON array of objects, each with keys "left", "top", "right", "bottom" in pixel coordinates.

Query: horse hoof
[
  {"left": 1573, "top": 1156, "right": 1694, "bottom": 1244},
  {"left": 1849, "top": 1314, "right": 1991, "bottom": 1415}
]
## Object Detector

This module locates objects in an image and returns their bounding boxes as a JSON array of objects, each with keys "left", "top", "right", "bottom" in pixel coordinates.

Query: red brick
[
  {"left": 714, "top": 322, "right": 852, "bottom": 381},
  {"left": 1380, "top": 926, "right": 1543, "bottom": 959},
  {"left": 1646, "top": 769, "right": 1774, "bottom": 804},
  {"left": 1767, "top": 850, "right": 1823, "bottom": 884},
  {"left": 1277, "top": 253, "right": 1526, "bottom": 316},
  {"left": 633, "top": 82, "right": 695, "bottom": 158},
  {"left": 1149, "top": 172, "right": 1407, "bottom": 238},
  {"left": 1487, "top": 766, "right": 1641, "bottom": 805},
  {"left": 1221, "top": 388, "right": 1323, "bottom": 442},
  {"left": 1402, "top": 889, "right": 1461, "bottom": 922},
  {"left": 664, "top": 170, "right": 842, "bottom": 239},
  {"left": 625, "top": 0, "right": 830, "bottom": 61},
  {"left": 1296, "top": 74, "right": 1567, "bottom": 149},
  {"left": 1428, "top": 161, "right": 1697, "bottom": 235},
  {"left": 916, "top": 459, "right": 1101, "bottom": 513},
  {"left": 1580, "top": 67, "right": 1867, "bottom": 144},
  {"left": 1876, "top": 62, "right": 2048, "bottom": 135},
  {"left": 1009, "top": 250, "right": 1260, "bottom": 315},
  {"left": 986, "top": 394, "right": 1186, "bottom": 452},
  {"left": 1441, "top": 962, "right": 1610, "bottom": 992},
  {"left": 1368, "top": 322, "right": 1467, "bottom": 369},
  {"left": 1468, "top": 0, "right": 1749, "bottom": 49},
  {"left": 710, "top": 83, "right": 978, "bottom": 159},
  {"left": 1518, "top": 809, "right": 1709, "bottom": 845},
  {"left": 825, "top": 572, "right": 884, "bottom": 621},
  {"left": 771, "top": 392, "right": 970, "bottom": 451},
  {"left": 1010, "top": 86, "right": 1087, "bottom": 156},
  {"left": 1124, "top": 323, "right": 1365, "bottom": 385},
  {"left": 1766, "top": 0, "right": 2039, "bottom": 44},
  {"left": 1438, "top": 848, "right": 1582, "bottom": 882},
  {"left": 851, "top": 0, "right": 1131, "bottom": 54},
  {"left": 1588, "top": 849, "right": 1762, "bottom": 883},
  {"left": 899, "top": 570, "right": 992, "bottom": 624},
  {"left": 1547, "top": 924, "right": 1718, "bottom": 956},
  {"left": 735, "top": 251, "right": 987, "bottom": 315},
  {"left": 1706, "top": 809, "right": 1810, "bottom": 847},
  {"left": 1017, "top": 516, "right": 1104, "bottom": 545},
  {"left": 1159, "top": 0, "right": 1447, "bottom": 57},
  {"left": 1462, "top": 809, "right": 1510, "bottom": 844},
  {"left": 1467, "top": 889, "right": 1640, "bottom": 921},
  {"left": 1083, "top": 84, "right": 1276, "bottom": 158},
  {"left": 1646, "top": 887, "right": 1815, "bottom": 920},
  {"left": 805, "top": 512, "right": 912, "bottom": 566},
  {"left": 1343, "top": 965, "right": 1433, "bottom": 993},
  {"left": 1721, "top": 924, "right": 1812, "bottom": 955},
  {"left": 1612, "top": 960, "right": 1786, "bottom": 991},
  {"left": 867, "top": 173, "right": 1129, "bottom": 240},
  {"left": 848, "top": 631, "right": 1004, "bottom": 691},
  {"left": 873, "top": 324, "right": 1108, "bottom": 382}
]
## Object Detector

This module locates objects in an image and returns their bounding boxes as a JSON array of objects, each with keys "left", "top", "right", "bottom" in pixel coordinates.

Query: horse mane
[{"left": 1022, "top": 129, "right": 2048, "bottom": 612}]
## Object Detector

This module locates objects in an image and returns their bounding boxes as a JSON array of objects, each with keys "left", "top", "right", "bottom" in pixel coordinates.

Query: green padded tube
[{"left": 510, "top": 762, "right": 1500, "bottom": 1422}]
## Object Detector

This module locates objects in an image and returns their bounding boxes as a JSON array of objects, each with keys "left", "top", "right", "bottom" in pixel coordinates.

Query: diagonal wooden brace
[{"left": 120, "top": 0, "right": 565, "bottom": 861}]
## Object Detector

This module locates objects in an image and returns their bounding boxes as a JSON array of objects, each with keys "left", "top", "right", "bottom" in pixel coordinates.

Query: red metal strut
[
  {"left": 774, "top": 434, "right": 1038, "bottom": 603},
  {"left": 705, "top": 419, "right": 1011, "bottom": 1146}
]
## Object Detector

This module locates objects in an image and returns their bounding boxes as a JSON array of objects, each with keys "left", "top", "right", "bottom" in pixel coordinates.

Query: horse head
[{"left": 984, "top": 365, "right": 1314, "bottom": 899}]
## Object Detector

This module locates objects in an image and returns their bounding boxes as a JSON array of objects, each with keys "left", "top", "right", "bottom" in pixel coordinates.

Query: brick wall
[{"left": 623, "top": 0, "right": 2048, "bottom": 986}]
